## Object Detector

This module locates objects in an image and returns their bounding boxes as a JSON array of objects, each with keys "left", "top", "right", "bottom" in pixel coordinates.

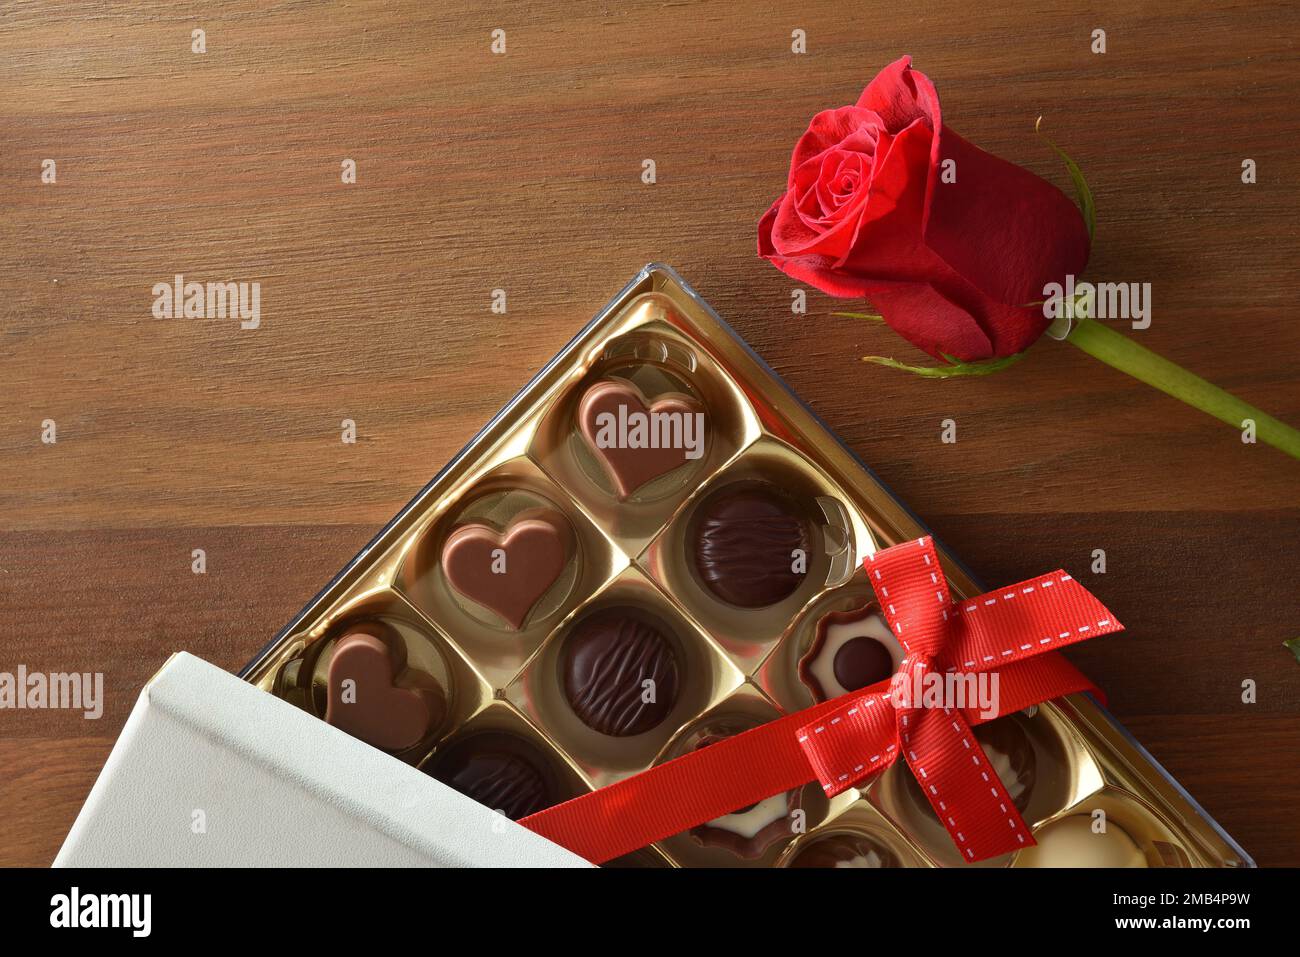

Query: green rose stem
[
  {"left": 841, "top": 125, "right": 1300, "bottom": 461},
  {"left": 1065, "top": 316, "right": 1300, "bottom": 461},
  {"left": 844, "top": 309, "right": 1299, "bottom": 459}
]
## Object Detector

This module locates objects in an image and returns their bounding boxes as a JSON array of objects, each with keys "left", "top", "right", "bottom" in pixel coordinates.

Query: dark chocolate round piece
[
  {"left": 690, "top": 485, "right": 810, "bottom": 608},
  {"left": 789, "top": 834, "right": 898, "bottom": 868},
  {"left": 832, "top": 636, "right": 895, "bottom": 692},
  {"left": 425, "top": 732, "right": 556, "bottom": 821},
  {"left": 561, "top": 609, "right": 680, "bottom": 737}
]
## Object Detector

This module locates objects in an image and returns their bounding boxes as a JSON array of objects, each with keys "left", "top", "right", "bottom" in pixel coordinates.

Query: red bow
[{"left": 521, "top": 536, "right": 1122, "bottom": 864}]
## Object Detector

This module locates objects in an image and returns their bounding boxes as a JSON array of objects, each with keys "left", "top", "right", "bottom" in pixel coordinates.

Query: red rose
[{"left": 758, "top": 56, "right": 1090, "bottom": 360}]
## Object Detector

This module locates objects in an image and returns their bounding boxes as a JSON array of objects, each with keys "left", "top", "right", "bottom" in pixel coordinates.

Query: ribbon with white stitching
[
  {"left": 520, "top": 535, "right": 1122, "bottom": 865},
  {"left": 795, "top": 536, "right": 1123, "bottom": 861}
]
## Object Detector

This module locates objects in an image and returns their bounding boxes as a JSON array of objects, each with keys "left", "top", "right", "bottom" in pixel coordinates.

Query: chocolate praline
[
  {"left": 424, "top": 732, "right": 558, "bottom": 821},
  {"left": 440, "top": 507, "right": 572, "bottom": 630},
  {"left": 798, "top": 603, "right": 902, "bottom": 702},
  {"left": 577, "top": 378, "right": 705, "bottom": 499},
  {"left": 972, "top": 718, "right": 1037, "bottom": 813},
  {"left": 322, "top": 623, "right": 445, "bottom": 753},
  {"left": 1015, "top": 815, "right": 1147, "bottom": 868},
  {"left": 904, "top": 715, "right": 1037, "bottom": 814},
  {"left": 789, "top": 833, "right": 899, "bottom": 868},
  {"left": 688, "top": 731, "right": 800, "bottom": 858},
  {"left": 561, "top": 608, "right": 681, "bottom": 737},
  {"left": 690, "top": 484, "right": 811, "bottom": 608}
]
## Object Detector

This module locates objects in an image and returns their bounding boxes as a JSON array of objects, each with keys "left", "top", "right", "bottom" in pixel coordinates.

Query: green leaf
[
  {"left": 1035, "top": 116, "right": 1095, "bottom": 243},
  {"left": 862, "top": 352, "right": 1025, "bottom": 378},
  {"left": 1285, "top": 638, "right": 1300, "bottom": 663},
  {"left": 833, "top": 310, "right": 885, "bottom": 322}
]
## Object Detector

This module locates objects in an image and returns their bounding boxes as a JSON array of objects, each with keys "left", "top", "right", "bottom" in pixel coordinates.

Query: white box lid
[{"left": 54, "top": 652, "right": 590, "bottom": 868}]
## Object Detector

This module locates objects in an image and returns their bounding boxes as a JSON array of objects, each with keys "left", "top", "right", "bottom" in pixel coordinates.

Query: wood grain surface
[{"left": 2, "top": 1, "right": 1297, "bottom": 867}]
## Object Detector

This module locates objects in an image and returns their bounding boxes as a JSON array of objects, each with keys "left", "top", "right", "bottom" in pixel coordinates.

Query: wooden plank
[{"left": 2, "top": 0, "right": 1297, "bottom": 865}]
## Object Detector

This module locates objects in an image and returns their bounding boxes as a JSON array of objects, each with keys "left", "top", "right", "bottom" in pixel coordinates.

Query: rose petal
[
  {"left": 839, "top": 121, "right": 936, "bottom": 274},
  {"left": 759, "top": 197, "right": 884, "bottom": 299},
  {"left": 773, "top": 172, "right": 872, "bottom": 261},
  {"left": 925, "top": 127, "right": 1090, "bottom": 306},
  {"left": 814, "top": 150, "right": 867, "bottom": 219},
  {"left": 856, "top": 55, "right": 941, "bottom": 135},
  {"left": 865, "top": 282, "right": 994, "bottom": 360},
  {"left": 850, "top": 122, "right": 926, "bottom": 244},
  {"left": 762, "top": 124, "right": 929, "bottom": 276},
  {"left": 788, "top": 106, "right": 885, "bottom": 190},
  {"left": 757, "top": 197, "right": 783, "bottom": 256},
  {"left": 856, "top": 56, "right": 946, "bottom": 247}
]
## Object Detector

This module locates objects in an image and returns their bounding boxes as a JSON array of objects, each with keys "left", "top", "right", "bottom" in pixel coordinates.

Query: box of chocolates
[{"left": 240, "top": 264, "right": 1253, "bottom": 868}]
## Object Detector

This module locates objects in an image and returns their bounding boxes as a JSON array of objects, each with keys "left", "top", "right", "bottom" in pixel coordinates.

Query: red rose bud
[{"left": 757, "top": 56, "right": 1090, "bottom": 361}]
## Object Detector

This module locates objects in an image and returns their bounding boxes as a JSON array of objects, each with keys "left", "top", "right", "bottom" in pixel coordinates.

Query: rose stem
[{"left": 1065, "top": 317, "right": 1300, "bottom": 461}]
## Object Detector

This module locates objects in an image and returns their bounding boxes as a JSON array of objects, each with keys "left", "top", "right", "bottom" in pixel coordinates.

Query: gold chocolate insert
[
  {"left": 641, "top": 436, "right": 867, "bottom": 673},
  {"left": 872, "top": 706, "right": 1089, "bottom": 867},
  {"left": 504, "top": 565, "right": 742, "bottom": 787},
  {"left": 280, "top": 588, "right": 487, "bottom": 764},
  {"left": 758, "top": 570, "right": 884, "bottom": 713},
  {"left": 529, "top": 297, "right": 759, "bottom": 554},
  {"left": 416, "top": 700, "right": 588, "bottom": 821},
  {"left": 243, "top": 265, "right": 1252, "bottom": 868},
  {"left": 397, "top": 455, "right": 624, "bottom": 689}
]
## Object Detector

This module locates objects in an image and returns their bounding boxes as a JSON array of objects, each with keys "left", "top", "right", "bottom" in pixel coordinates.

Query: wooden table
[{"left": 2, "top": 0, "right": 1297, "bottom": 867}]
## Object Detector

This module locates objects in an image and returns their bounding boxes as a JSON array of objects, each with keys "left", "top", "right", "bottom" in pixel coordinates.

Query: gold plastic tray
[{"left": 241, "top": 264, "right": 1252, "bottom": 869}]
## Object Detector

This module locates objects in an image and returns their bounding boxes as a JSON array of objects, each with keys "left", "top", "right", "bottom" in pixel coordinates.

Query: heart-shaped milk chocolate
[
  {"left": 325, "top": 631, "right": 444, "bottom": 752},
  {"left": 441, "top": 508, "right": 572, "bottom": 630},
  {"left": 577, "top": 379, "right": 704, "bottom": 499}
]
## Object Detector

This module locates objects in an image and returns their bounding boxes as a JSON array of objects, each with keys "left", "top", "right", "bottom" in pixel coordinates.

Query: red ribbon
[{"left": 520, "top": 536, "right": 1122, "bottom": 864}]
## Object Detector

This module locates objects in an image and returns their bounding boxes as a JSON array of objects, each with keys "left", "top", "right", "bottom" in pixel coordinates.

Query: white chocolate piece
[
  {"left": 1016, "top": 815, "right": 1147, "bottom": 868},
  {"left": 808, "top": 611, "right": 902, "bottom": 699},
  {"left": 707, "top": 794, "right": 789, "bottom": 839},
  {"left": 832, "top": 848, "right": 886, "bottom": 868}
]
